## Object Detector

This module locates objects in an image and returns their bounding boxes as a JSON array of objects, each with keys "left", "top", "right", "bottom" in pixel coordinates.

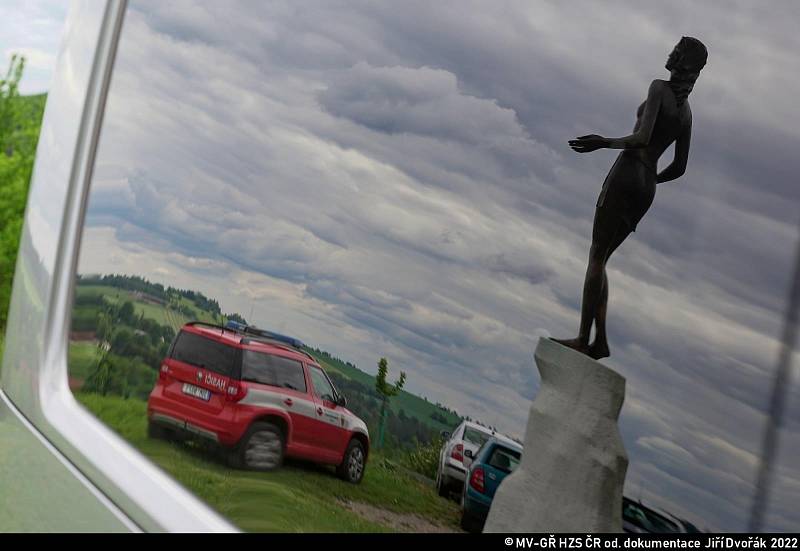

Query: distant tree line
[{"left": 77, "top": 274, "right": 247, "bottom": 324}]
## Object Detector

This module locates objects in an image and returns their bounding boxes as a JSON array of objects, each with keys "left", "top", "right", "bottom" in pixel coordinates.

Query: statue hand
[{"left": 569, "top": 134, "right": 608, "bottom": 153}]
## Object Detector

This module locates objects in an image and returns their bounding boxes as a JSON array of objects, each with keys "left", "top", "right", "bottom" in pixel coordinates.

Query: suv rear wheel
[
  {"left": 147, "top": 420, "right": 179, "bottom": 442},
  {"left": 337, "top": 439, "right": 366, "bottom": 484},
  {"left": 229, "top": 422, "right": 284, "bottom": 471}
]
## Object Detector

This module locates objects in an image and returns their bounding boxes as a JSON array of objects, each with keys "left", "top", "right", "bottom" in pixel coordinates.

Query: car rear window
[
  {"left": 463, "top": 426, "right": 492, "bottom": 447},
  {"left": 170, "top": 330, "right": 237, "bottom": 377},
  {"left": 241, "top": 350, "right": 307, "bottom": 392},
  {"left": 488, "top": 446, "right": 521, "bottom": 473}
]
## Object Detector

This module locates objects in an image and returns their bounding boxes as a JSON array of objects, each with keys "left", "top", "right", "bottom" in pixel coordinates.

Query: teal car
[{"left": 460, "top": 437, "right": 523, "bottom": 533}]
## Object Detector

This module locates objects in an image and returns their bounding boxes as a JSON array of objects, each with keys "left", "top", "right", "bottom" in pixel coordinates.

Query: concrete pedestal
[{"left": 484, "top": 337, "right": 628, "bottom": 533}]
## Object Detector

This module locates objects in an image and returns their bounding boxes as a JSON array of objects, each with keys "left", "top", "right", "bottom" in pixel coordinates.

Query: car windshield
[
  {"left": 487, "top": 446, "right": 521, "bottom": 473},
  {"left": 170, "top": 331, "right": 236, "bottom": 377},
  {"left": 463, "top": 427, "right": 492, "bottom": 447}
]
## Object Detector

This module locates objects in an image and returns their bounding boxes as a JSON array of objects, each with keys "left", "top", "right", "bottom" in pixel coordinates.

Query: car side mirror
[
  {"left": 440, "top": 430, "right": 451, "bottom": 440},
  {"left": 336, "top": 394, "right": 347, "bottom": 408},
  {"left": 464, "top": 449, "right": 473, "bottom": 459}
]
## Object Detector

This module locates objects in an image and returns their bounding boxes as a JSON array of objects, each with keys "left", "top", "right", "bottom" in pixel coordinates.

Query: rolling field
[
  {"left": 75, "top": 284, "right": 197, "bottom": 331},
  {"left": 76, "top": 393, "right": 461, "bottom": 532}
]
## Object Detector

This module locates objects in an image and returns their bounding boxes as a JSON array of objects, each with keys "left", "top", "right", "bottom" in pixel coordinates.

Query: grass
[
  {"left": 67, "top": 341, "right": 102, "bottom": 382},
  {"left": 76, "top": 393, "right": 461, "bottom": 532}
]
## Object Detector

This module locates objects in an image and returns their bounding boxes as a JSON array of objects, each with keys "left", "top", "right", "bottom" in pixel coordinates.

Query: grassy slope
[
  {"left": 312, "top": 351, "right": 462, "bottom": 433},
  {"left": 68, "top": 341, "right": 101, "bottom": 381},
  {"left": 76, "top": 393, "right": 460, "bottom": 532}
]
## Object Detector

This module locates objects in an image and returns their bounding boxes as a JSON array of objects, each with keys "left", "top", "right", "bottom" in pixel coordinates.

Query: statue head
[
  {"left": 666, "top": 36, "right": 708, "bottom": 85},
  {"left": 666, "top": 37, "right": 707, "bottom": 95}
]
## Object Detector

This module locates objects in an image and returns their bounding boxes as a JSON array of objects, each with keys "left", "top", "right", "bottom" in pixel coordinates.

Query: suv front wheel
[
  {"left": 337, "top": 439, "right": 366, "bottom": 484},
  {"left": 229, "top": 422, "right": 284, "bottom": 471}
]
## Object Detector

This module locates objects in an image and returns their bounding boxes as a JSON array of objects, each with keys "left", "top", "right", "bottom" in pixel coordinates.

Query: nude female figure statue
[{"left": 554, "top": 37, "right": 708, "bottom": 360}]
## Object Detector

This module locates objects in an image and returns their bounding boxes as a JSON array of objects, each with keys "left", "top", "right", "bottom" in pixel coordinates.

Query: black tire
[
  {"left": 147, "top": 420, "right": 172, "bottom": 441},
  {"left": 436, "top": 470, "right": 449, "bottom": 497},
  {"left": 229, "top": 422, "right": 284, "bottom": 471},
  {"left": 337, "top": 439, "right": 366, "bottom": 484},
  {"left": 460, "top": 510, "right": 484, "bottom": 533}
]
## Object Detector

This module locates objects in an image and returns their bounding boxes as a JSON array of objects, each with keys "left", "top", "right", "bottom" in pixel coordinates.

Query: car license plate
[{"left": 182, "top": 383, "right": 211, "bottom": 401}]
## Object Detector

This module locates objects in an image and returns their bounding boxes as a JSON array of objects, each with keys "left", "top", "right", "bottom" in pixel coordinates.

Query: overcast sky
[
  {"left": 0, "top": 1, "right": 67, "bottom": 94},
  {"left": 6, "top": 0, "right": 798, "bottom": 532}
]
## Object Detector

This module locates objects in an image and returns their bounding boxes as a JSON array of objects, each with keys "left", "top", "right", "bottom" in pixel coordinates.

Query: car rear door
[{"left": 239, "top": 349, "right": 318, "bottom": 451}]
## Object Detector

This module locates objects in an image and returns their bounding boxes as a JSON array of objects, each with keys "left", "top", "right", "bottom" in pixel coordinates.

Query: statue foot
[
  {"left": 550, "top": 337, "right": 591, "bottom": 357},
  {"left": 589, "top": 340, "right": 610, "bottom": 360}
]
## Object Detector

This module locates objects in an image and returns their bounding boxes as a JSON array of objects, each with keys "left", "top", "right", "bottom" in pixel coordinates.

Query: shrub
[{"left": 400, "top": 436, "right": 445, "bottom": 480}]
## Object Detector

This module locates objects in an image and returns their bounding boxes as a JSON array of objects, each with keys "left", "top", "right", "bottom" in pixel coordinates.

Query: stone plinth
[{"left": 483, "top": 337, "right": 628, "bottom": 533}]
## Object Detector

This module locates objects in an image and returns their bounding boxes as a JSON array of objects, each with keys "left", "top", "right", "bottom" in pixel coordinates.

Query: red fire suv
[{"left": 147, "top": 321, "right": 369, "bottom": 483}]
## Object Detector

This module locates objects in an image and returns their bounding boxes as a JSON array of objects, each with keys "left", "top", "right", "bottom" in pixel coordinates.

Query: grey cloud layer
[{"left": 77, "top": 0, "right": 799, "bottom": 531}]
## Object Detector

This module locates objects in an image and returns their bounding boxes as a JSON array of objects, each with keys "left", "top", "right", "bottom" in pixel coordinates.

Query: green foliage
[
  {"left": 400, "top": 437, "right": 446, "bottom": 480},
  {"left": 375, "top": 357, "right": 406, "bottom": 398},
  {"left": 82, "top": 352, "right": 157, "bottom": 400},
  {"left": 118, "top": 300, "right": 136, "bottom": 324},
  {"left": 374, "top": 357, "right": 407, "bottom": 449},
  {"left": 0, "top": 55, "right": 46, "bottom": 330}
]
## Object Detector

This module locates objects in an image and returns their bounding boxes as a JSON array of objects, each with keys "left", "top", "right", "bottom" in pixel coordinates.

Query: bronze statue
[{"left": 554, "top": 37, "right": 708, "bottom": 360}]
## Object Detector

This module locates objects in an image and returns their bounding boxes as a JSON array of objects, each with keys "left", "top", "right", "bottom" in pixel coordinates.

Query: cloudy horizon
[{"left": 19, "top": 0, "right": 795, "bottom": 532}]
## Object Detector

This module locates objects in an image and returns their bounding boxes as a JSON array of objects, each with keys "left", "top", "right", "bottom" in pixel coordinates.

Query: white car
[{"left": 435, "top": 421, "right": 517, "bottom": 497}]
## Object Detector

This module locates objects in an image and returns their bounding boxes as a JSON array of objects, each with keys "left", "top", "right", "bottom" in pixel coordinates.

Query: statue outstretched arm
[
  {"left": 657, "top": 114, "right": 692, "bottom": 184},
  {"left": 569, "top": 80, "right": 663, "bottom": 153}
]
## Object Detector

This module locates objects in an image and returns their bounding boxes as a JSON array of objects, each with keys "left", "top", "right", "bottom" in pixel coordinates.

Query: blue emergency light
[{"left": 224, "top": 320, "right": 305, "bottom": 349}]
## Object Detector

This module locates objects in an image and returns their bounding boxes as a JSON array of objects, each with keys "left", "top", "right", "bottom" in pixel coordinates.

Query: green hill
[{"left": 309, "top": 348, "right": 461, "bottom": 433}]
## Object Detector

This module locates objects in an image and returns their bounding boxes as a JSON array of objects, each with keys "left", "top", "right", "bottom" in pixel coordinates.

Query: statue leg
[
  {"left": 552, "top": 242, "right": 608, "bottom": 355},
  {"left": 554, "top": 211, "right": 627, "bottom": 357},
  {"left": 589, "top": 225, "right": 630, "bottom": 360},
  {"left": 589, "top": 271, "right": 610, "bottom": 359}
]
